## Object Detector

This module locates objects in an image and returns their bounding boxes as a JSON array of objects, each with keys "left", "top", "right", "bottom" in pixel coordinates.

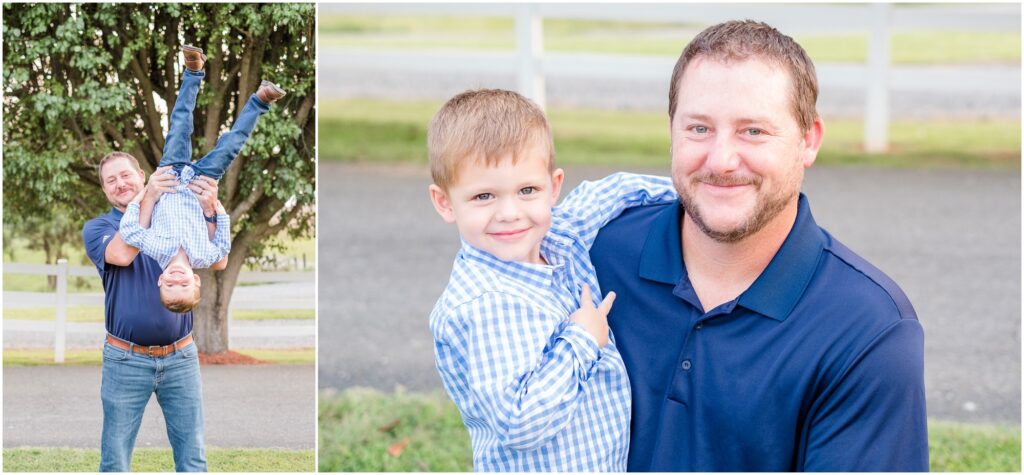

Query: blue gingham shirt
[
  {"left": 119, "top": 165, "right": 231, "bottom": 269},
  {"left": 430, "top": 173, "right": 677, "bottom": 471}
]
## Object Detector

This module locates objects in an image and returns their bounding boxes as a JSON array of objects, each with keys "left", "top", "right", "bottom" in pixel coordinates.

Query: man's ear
[
  {"left": 801, "top": 117, "right": 825, "bottom": 169},
  {"left": 550, "top": 168, "right": 565, "bottom": 202},
  {"left": 157, "top": 274, "right": 165, "bottom": 287},
  {"left": 194, "top": 274, "right": 201, "bottom": 287},
  {"left": 429, "top": 184, "right": 457, "bottom": 224}
]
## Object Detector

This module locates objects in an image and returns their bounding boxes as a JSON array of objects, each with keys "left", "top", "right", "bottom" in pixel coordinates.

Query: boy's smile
[{"left": 430, "top": 140, "right": 564, "bottom": 265}]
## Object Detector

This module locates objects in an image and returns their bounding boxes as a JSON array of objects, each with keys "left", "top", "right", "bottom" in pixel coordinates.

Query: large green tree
[{"left": 3, "top": 3, "right": 316, "bottom": 353}]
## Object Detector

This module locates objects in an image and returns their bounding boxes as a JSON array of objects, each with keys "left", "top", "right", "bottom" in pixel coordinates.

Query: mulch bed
[{"left": 198, "top": 350, "right": 267, "bottom": 365}]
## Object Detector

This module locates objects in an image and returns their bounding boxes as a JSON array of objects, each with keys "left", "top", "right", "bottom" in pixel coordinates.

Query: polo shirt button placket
[{"left": 681, "top": 359, "right": 692, "bottom": 371}]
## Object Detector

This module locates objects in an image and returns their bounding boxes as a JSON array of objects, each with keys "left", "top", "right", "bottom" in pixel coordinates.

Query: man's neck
[{"left": 681, "top": 200, "right": 798, "bottom": 312}]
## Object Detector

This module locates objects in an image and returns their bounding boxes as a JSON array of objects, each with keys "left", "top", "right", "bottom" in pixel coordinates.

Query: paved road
[
  {"left": 318, "top": 162, "right": 1021, "bottom": 426},
  {"left": 3, "top": 364, "right": 315, "bottom": 449}
]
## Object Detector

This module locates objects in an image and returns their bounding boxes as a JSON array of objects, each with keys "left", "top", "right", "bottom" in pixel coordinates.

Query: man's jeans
[
  {"left": 100, "top": 338, "right": 207, "bottom": 472},
  {"left": 160, "top": 69, "right": 271, "bottom": 181}
]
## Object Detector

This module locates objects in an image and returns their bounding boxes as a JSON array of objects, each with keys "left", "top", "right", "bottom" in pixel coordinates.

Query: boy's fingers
[
  {"left": 579, "top": 284, "right": 592, "bottom": 308},
  {"left": 598, "top": 291, "right": 616, "bottom": 316}
]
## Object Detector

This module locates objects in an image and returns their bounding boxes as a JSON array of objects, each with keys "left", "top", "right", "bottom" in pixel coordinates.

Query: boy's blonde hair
[
  {"left": 160, "top": 286, "right": 201, "bottom": 314},
  {"left": 428, "top": 89, "right": 555, "bottom": 190}
]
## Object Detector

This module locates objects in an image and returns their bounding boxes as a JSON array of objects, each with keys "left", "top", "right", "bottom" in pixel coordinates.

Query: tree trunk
[{"left": 192, "top": 242, "right": 247, "bottom": 353}]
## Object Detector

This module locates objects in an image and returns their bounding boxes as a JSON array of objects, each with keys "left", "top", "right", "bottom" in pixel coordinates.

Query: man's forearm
[
  {"left": 104, "top": 232, "right": 141, "bottom": 266},
  {"left": 138, "top": 194, "right": 156, "bottom": 229}
]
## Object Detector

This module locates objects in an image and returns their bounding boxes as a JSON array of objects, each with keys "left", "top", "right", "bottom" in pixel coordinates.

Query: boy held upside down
[{"left": 119, "top": 45, "right": 286, "bottom": 313}]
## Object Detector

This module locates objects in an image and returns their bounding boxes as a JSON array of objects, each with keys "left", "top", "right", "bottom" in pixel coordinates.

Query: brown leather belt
[{"left": 106, "top": 334, "right": 193, "bottom": 357}]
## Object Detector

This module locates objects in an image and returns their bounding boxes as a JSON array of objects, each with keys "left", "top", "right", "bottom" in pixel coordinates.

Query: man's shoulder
[
  {"left": 816, "top": 230, "right": 917, "bottom": 323},
  {"left": 83, "top": 210, "right": 116, "bottom": 232},
  {"left": 597, "top": 201, "right": 675, "bottom": 237}
]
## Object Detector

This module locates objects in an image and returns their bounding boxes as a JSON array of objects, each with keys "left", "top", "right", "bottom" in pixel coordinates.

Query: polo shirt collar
[
  {"left": 737, "top": 193, "right": 824, "bottom": 321},
  {"left": 638, "top": 193, "right": 824, "bottom": 322},
  {"left": 109, "top": 207, "right": 125, "bottom": 219}
]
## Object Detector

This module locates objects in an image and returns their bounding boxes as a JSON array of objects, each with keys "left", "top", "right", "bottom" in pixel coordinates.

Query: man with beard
[
  {"left": 82, "top": 150, "right": 219, "bottom": 471},
  {"left": 590, "top": 20, "right": 928, "bottom": 471}
]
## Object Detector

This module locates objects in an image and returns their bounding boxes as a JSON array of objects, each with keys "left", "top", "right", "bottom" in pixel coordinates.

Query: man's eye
[
  {"left": 746, "top": 128, "right": 763, "bottom": 136},
  {"left": 473, "top": 193, "right": 493, "bottom": 201},
  {"left": 519, "top": 186, "right": 537, "bottom": 196},
  {"left": 693, "top": 126, "right": 708, "bottom": 134}
]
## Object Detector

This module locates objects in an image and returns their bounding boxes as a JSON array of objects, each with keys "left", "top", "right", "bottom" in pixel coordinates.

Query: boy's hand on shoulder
[
  {"left": 146, "top": 166, "right": 178, "bottom": 202},
  {"left": 569, "top": 284, "right": 614, "bottom": 348}
]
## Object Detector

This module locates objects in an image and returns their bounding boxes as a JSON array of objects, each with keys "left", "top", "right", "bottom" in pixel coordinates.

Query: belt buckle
[{"left": 146, "top": 345, "right": 162, "bottom": 357}]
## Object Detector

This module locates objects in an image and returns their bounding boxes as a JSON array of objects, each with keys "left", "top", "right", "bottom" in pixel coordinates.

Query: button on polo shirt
[{"left": 591, "top": 194, "right": 928, "bottom": 472}]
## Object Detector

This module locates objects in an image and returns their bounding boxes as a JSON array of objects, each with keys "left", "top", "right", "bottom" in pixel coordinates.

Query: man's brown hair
[
  {"left": 98, "top": 151, "right": 143, "bottom": 181},
  {"left": 427, "top": 89, "right": 554, "bottom": 190},
  {"left": 668, "top": 20, "right": 819, "bottom": 132},
  {"left": 160, "top": 286, "right": 201, "bottom": 314}
]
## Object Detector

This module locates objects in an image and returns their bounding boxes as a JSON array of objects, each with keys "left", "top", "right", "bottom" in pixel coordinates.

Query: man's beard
[{"left": 675, "top": 171, "right": 797, "bottom": 244}]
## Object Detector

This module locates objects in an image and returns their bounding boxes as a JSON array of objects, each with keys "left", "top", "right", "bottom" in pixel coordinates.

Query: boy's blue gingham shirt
[
  {"left": 119, "top": 165, "right": 231, "bottom": 269},
  {"left": 430, "top": 173, "right": 677, "bottom": 471}
]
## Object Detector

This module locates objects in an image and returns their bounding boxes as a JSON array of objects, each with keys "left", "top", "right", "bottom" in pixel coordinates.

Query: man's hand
[
  {"left": 188, "top": 175, "right": 220, "bottom": 217},
  {"left": 145, "top": 166, "right": 177, "bottom": 203},
  {"left": 569, "top": 284, "right": 615, "bottom": 348}
]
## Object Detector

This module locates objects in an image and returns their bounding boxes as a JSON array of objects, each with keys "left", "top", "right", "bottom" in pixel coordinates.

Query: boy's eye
[
  {"left": 519, "top": 186, "right": 537, "bottom": 196},
  {"left": 473, "top": 193, "right": 493, "bottom": 201}
]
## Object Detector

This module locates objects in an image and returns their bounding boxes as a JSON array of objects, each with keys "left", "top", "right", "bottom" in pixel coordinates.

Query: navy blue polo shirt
[
  {"left": 591, "top": 194, "right": 928, "bottom": 472},
  {"left": 83, "top": 207, "right": 192, "bottom": 346}
]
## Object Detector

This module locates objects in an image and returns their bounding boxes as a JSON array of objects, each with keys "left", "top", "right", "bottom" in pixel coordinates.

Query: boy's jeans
[
  {"left": 99, "top": 338, "right": 206, "bottom": 472},
  {"left": 160, "top": 69, "right": 271, "bottom": 181}
]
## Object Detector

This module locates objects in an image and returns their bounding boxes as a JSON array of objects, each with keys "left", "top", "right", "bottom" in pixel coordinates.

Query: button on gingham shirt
[
  {"left": 119, "top": 166, "right": 231, "bottom": 269},
  {"left": 430, "top": 173, "right": 677, "bottom": 471}
]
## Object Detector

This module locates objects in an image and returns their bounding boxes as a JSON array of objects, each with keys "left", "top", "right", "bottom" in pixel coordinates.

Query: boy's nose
[{"left": 494, "top": 199, "right": 521, "bottom": 221}]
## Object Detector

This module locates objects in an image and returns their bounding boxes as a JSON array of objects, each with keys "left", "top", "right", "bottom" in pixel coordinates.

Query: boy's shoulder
[{"left": 435, "top": 253, "right": 518, "bottom": 310}]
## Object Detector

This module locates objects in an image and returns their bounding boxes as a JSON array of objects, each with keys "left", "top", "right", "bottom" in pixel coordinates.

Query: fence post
[
  {"left": 864, "top": 2, "right": 891, "bottom": 153},
  {"left": 516, "top": 3, "right": 546, "bottom": 110},
  {"left": 54, "top": 258, "right": 69, "bottom": 363}
]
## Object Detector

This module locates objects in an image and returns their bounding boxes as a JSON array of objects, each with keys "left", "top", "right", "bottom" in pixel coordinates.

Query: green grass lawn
[
  {"left": 319, "top": 99, "right": 1021, "bottom": 170},
  {"left": 3, "top": 347, "right": 315, "bottom": 366},
  {"left": 3, "top": 305, "right": 313, "bottom": 323},
  {"left": 2, "top": 447, "right": 314, "bottom": 472},
  {"left": 320, "top": 14, "right": 1020, "bottom": 65},
  {"left": 318, "top": 388, "right": 1021, "bottom": 472}
]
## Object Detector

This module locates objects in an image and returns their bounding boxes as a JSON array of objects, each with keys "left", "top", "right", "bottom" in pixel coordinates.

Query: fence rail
[
  {"left": 321, "top": 2, "right": 1020, "bottom": 153},
  {"left": 4, "top": 259, "right": 313, "bottom": 362}
]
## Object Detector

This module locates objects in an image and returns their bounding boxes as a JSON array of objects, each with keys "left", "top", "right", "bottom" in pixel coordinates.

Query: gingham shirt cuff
[{"left": 560, "top": 323, "right": 602, "bottom": 379}]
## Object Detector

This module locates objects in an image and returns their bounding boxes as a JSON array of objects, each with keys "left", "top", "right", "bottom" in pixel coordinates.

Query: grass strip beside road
[
  {"left": 3, "top": 348, "right": 314, "bottom": 366},
  {"left": 318, "top": 388, "right": 1021, "bottom": 472},
  {"left": 2, "top": 447, "right": 314, "bottom": 472},
  {"left": 320, "top": 99, "right": 1021, "bottom": 170}
]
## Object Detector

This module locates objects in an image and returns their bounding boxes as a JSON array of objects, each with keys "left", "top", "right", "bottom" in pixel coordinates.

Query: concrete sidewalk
[{"left": 3, "top": 364, "right": 315, "bottom": 449}]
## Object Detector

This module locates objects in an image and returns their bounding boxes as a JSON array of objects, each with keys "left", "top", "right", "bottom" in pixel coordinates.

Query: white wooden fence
[
  {"left": 321, "top": 2, "right": 1020, "bottom": 153},
  {"left": 4, "top": 259, "right": 314, "bottom": 362}
]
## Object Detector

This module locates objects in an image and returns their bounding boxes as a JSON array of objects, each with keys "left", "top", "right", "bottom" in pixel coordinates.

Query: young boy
[
  {"left": 119, "top": 45, "right": 286, "bottom": 313},
  {"left": 427, "top": 89, "right": 677, "bottom": 471}
]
